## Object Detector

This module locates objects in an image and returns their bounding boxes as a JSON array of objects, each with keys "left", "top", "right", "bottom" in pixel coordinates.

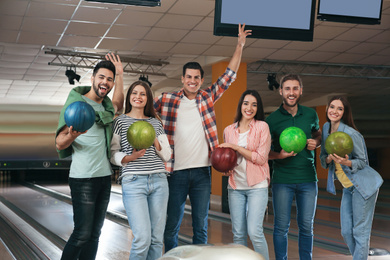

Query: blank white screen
[
  {"left": 220, "top": 0, "right": 313, "bottom": 30},
  {"left": 319, "top": 0, "right": 381, "bottom": 19}
]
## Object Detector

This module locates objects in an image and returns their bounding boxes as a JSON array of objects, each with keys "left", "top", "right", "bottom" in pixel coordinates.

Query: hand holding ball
[
  {"left": 211, "top": 147, "right": 237, "bottom": 173},
  {"left": 64, "top": 101, "right": 96, "bottom": 132},
  {"left": 279, "top": 127, "right": 307, "bottom": 153},
  {"left": 325, "top": 132, "right": 353, "bottom": 157},
  {"left": 126, "top": 121, "right": 156, "bottom": 150}
]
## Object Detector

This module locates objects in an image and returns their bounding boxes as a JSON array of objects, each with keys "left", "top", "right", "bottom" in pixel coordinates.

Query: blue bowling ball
[{"left": 64, "top": 101, "right": 95, "bottom": 132}]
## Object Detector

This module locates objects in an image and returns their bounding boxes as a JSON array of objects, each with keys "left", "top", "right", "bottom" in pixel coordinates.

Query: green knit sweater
[{"left": 56, "top": 86, "right": 115, "bottom": 159}]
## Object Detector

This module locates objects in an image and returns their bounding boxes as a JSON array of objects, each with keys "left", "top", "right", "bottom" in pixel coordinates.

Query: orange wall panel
[{"left": 211, "top": 62, "right": 247, "bottom": 196}]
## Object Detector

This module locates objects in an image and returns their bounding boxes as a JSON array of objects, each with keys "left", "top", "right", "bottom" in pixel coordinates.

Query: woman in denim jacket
[{"left": 320, "top": 96, "right": 383, "bottom": 260}]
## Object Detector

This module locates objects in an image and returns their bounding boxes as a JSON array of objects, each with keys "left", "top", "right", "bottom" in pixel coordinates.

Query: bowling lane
[
  {"left": 0, "top": 238, "right": 15, "bottom": 260},
  {"left": 179, "top": 205, "right": 354, "bottom": 259},
  {"left": 318, "top": 187, "right": 390, "bottom": 217},
  {"left": 0, "top": 182, "right": 132, "bottom": 260},
  {"left": 41, "top": 182, "right": 352, "bottom": 257},
  {"left": 3, "top": 179, "right": 389, "bottom": 259},
  {"left": 38, "top": 182, "right": 128, "bottom": 217}
]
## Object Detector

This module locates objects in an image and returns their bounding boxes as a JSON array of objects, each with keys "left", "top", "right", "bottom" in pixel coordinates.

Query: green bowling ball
[
  {"left": 279, "top": 127, "right": 307, "bottom": 153},
  {"left": 325, "top": 131, "right": 353, "bottom": 157},
  {"left": 126, "top": 121, "right": 156, "bottom": 150}
]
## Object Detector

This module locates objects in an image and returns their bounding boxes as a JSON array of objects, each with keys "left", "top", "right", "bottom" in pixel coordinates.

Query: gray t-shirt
[{"left": 69, "top": 96, "right": 112, "bottom": 178}]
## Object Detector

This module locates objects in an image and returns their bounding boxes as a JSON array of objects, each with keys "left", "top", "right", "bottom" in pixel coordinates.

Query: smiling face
[
  {"left": 327, "top": 99, "right": 344, "bottom": 124},
  {"left": 181, "top": 68, "right": 204, "bottom": 100},
  {"left": 241, "top": 94, "right": 257, "bottom": 121},
  {"left": 279, "top": 79, "right": 302, "bottom": 108},
  {"left": 129, "top": 84, "right": 147, "bottom": 109},
  {"left": 91, "top": 68, "right": 115, "bottom": 99}
]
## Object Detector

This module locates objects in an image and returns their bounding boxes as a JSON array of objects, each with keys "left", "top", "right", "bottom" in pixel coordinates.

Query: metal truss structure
[
  {"left": 45, "top": 49, "right": 169, "bottom": 77},
  {"left": 247, "top": 59, "right": 390, "bottom": 79}
]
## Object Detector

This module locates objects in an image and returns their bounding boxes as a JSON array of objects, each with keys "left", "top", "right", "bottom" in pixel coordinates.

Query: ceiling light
[
  {"left": 267, "top": 73, "right": 279, "bottom": 91},
  {"left": 139, "top": 75, "right": 152, "bottom": 87},
  {"left": 65, "top": 66, "right": 80, "bottom": 85}
]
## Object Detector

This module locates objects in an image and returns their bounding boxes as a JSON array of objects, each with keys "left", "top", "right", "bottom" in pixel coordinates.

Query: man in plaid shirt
[{"left": 154, "top": 24, "right": 251, "bottom": 252}]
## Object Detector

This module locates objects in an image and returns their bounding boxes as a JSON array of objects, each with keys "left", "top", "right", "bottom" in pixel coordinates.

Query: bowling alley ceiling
[{"left": 0, "top": 0, "right": 389, "bottom": 141}]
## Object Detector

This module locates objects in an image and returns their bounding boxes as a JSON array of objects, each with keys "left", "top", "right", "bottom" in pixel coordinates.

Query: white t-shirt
[
  {"left": 173, "top": 96, "right": 210, "bottom": 171},
  {"left": 230, "top": 130, "right": 268, "bottom": 190}
]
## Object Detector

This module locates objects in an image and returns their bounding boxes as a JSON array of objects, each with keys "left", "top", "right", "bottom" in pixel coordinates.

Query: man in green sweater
[
  {"left": 55, "top": 53, "right": 124, "bottom": 260},
  {"left": 266, "top": 74, "right": 321, "bottom": 260}
]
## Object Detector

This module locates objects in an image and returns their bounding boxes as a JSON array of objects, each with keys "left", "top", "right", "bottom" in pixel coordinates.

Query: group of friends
[{"left": 55, "top": 24, "right": 383, "bottom": 260}]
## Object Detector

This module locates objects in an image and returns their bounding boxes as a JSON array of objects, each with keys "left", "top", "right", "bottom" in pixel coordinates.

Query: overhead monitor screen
[
  {"left": 84, "top": 0, "right": 161, "bottom": 7},
  {"left": 317, "top": 0, "right": 383, "bottom": 24},
  {"left": 214, "top": 0, "right": 316, "bottom": 41}
]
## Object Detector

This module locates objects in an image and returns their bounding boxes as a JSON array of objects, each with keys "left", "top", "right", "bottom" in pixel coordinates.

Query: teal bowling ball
[
  {"left": 325, "top": 131, "right": 353, "bottom": 157},
  {"left": 64, "top": 101, "right": 95, "bottom": 132},
  {"left": 279, "top": 127, "right": 307, "bottom": 153}
]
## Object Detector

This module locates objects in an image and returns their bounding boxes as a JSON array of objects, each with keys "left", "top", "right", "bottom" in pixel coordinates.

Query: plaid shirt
[{"left": 154, "top": 68, "right": 237, "bottom": 173}]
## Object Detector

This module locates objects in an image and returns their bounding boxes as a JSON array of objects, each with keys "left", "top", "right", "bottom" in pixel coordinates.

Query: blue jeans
[
  {"left": 272, "top": 182, "right": 318, "bottom": 260},
  {"left": 122, "top": 173, "right": 169, "bottom": 260},
  {"left": 61, "top": 176, "right": 111, "bottom": 260},
  {"left": 341, "top": 186, "right": 378, "bottom": 260},
  {"left": 164, "top": 167, "right": 211, "bottom": 252},
  {"left": 228, "top": 188, "right": 269, "bottom": 260}
]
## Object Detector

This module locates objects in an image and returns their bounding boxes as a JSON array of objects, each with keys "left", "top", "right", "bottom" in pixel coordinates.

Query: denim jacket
[{"left": 320, "top": 121, "right": 383, "bottom": 200}]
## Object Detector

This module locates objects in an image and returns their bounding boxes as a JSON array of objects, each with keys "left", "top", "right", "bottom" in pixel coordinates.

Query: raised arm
[
  {"left": 154, "top": 95, "right": 162, "bottom": 113},
  {"left": 106, "top": 53, "right": 124, "bottom": 113},
  {"left": 227, "top": 23, "right": 252, "bottom": 73}
]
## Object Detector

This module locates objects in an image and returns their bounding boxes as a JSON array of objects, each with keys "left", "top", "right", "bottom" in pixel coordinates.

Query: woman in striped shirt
[
  {"left": 110, "top": 80, "right": 171, "bottom": 260},
  {"left": 219, "top": 89, "right": 271, "bottom": 259}
]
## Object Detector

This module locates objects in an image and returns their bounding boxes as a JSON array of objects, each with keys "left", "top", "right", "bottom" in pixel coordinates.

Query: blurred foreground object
[
  {"left": 369, "top": 248, "right": 390, "bottom": 256},
  {"left": 158, "top": 244, "right": 265, "bottom": 260}
]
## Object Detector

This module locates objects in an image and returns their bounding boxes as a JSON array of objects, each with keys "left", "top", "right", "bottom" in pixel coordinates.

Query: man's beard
[
  {"left": 93, "top": 82, "right": 110, "bottom": 99},
  {"left": 283, "top": 95, "right": 301, "bottom": 107}
]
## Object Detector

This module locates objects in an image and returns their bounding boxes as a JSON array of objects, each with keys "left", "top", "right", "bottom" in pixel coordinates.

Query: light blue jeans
[
  {"left": 272, "top": 182, "right": 318, "bottom": 260},
  {"left": 164, "top": 167, "right": 211, "bottom": 252},
  {"left": 228, "top": 187, "right": 269, "bottom": 260},
  {"left": 122, "top": 173, "right": 169, "bottom": 260},
  {"left": 341, "top": 186, "right": 378, "bottom": 260}
]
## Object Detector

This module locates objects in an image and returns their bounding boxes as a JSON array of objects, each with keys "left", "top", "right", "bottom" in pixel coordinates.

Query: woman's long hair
[
  {"left": 234, "top": 90, "right": 265, "bottom": 124},
  {"left": 326, "top": 95, "right": 358, "bottom": 131},
  {"left": 124, "top": 80, "right": 161, "bottom": 121}
]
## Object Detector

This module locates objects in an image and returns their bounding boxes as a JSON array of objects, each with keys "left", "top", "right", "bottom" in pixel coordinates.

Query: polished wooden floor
[
  {"left": 0, "top": 174, "right": 389, "bottom": 259},
  {"left": 179, "top": 180, "right": 390, "bottom": 260}
]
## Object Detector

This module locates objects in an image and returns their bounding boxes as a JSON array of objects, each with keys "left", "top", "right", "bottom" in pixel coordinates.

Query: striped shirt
[
  {"left": 110, "top": 115, "right": 168, "bottom": 176},
  {"left": 223, "top": 120, "right": 271, "bottom": 190},
  {"left": 154, "top": 68, "right": 237, "bottom": 173}
]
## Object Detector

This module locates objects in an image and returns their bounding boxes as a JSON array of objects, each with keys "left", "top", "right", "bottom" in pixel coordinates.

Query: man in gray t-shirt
[{"left": 55, "top": 54, "right": 124, "bottom": 260}]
